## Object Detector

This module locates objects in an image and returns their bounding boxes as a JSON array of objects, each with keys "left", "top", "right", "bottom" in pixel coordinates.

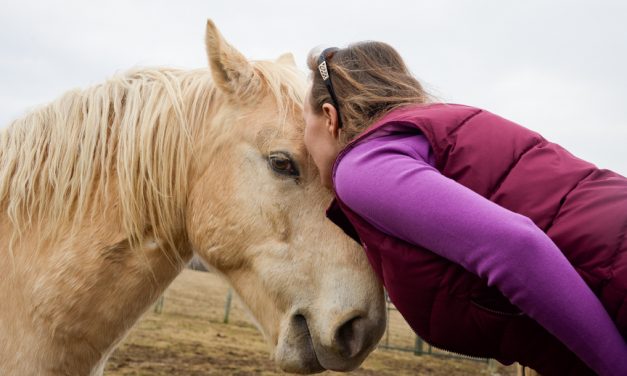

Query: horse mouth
[
  {"left": 276, "top": 312, "right": 377, "bottom": 374},
  {"left": 275, "top": 314, "right": 324, "bottom": 374}
]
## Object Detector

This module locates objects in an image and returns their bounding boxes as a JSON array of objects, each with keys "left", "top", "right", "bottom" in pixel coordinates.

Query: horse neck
[{"left": 0, "top": 193, "right": 193, "bottom": 374}]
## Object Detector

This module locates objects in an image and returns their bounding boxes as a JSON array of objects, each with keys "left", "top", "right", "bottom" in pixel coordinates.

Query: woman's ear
[{"left": 321, "top": 103, "right": 340, "bottom": 139}]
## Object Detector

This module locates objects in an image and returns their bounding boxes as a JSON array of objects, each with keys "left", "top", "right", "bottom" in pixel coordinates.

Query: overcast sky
[{"left": 1, "top": 0, "right": 625, "bottom": 175}]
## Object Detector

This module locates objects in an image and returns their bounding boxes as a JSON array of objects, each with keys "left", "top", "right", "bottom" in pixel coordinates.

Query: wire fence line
[
  {"left": 153, "top": 288, "right": 492, "bottom": 366},
  {"left": 379, "top": 293, "right": 490, "bottom": 364}
]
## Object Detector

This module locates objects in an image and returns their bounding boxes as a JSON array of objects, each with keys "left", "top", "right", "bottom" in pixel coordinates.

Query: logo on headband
[{"left": 318, "top": 61, "right": 330, "bottom": 81}]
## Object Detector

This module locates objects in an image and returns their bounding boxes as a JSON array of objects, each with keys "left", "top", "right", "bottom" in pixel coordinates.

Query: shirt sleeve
[{"left": 334, "top": 132, "right": 627, "bottom": 376}]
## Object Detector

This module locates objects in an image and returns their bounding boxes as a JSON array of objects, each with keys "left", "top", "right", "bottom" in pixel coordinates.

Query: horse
[{"left": 0, "top": 20, "right": 386, "bottom": 375}]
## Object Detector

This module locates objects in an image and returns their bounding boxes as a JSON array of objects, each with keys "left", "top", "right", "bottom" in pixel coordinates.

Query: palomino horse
[{"left": 0, "top": 20, "right": 386, "bottom": 375}]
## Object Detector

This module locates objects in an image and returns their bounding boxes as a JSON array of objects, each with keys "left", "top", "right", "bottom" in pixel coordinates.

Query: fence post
[
  {"left": 223, "top": 288, "right": 233, "bottom": 324},
  {"left": 154, "top": 295, "right": 164, "bottom": 314},
  {"left": 385, "top": 295, "right": 391, "bottom": 348},
  {"left": 414, "top": 336, "right": 423, "bottom": 356},
  {"left": 487, "top": 359, "right": 496, "bottom": 374}
]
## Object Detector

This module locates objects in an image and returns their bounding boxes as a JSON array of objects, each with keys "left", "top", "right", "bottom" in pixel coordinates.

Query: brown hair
[{"left": 307, "top": 41, "right": 432, "bottom": 144}]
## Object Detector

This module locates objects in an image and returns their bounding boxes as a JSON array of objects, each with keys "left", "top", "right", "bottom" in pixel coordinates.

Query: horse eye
[
  {"left": 268, "top": 153, "right": 299, "bottom": 178},
  {"left": 272, "top": 158, "right": 290, "bottom": 170}
]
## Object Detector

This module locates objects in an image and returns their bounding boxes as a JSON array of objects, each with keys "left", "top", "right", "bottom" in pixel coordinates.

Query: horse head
[{"left": 186, "top": 20, "right": 386, "bottom": 373}]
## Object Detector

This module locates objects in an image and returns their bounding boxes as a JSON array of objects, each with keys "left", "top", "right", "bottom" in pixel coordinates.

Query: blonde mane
[{"left": 0, "top": 61, "right": 305, "bottom": 258}]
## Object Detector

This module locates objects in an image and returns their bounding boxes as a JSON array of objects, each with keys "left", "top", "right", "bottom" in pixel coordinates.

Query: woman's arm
[{"left": 334, "top": 132, "right": 627, "bottom": 376}]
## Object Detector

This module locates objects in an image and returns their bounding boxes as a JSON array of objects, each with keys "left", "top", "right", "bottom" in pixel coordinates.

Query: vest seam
[
  {"left": 419, "top": 109, "right": 482, "bottom": 169},
  {"left": 486, "top": 139, "right": 545, "bottom": 201},
  {"left": 543, "top": 169, "right": 597, "bottom": 234},
  {"left": 445, "top": 109, "right": 483, "bottom": 137},
  {"left": 607, "top": 215, "right": 627, "bottom": 286}
]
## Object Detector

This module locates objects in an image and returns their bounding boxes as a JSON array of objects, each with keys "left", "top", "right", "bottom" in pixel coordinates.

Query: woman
[{"left": 303, "top": 43, "right": 627, "bottom": 375}]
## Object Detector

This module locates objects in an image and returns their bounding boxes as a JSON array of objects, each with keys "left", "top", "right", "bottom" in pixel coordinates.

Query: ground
[{"left": 104, "top": 269, "right": 518, "bottom": 376}]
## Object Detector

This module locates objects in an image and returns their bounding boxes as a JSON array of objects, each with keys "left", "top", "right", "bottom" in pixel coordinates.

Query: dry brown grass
[{"left": 104, "top": 269, "right": 518, "bottom": 375}]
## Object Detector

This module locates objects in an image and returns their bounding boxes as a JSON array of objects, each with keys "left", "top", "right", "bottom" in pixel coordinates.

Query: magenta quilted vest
[{"left": 326, "top": 103, "right": 627, "bottom": 375}]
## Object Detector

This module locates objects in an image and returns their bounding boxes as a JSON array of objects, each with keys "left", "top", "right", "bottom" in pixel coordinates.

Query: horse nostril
[
  {"left": 292, "top": 313, "right": 314, "bottom": 342},
  {"left": 334, "top": 315, "right": 367, "bottom": 359}
]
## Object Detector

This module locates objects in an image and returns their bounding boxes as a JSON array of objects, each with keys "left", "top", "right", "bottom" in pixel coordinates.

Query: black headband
[{"left": 317, "top": 47, "right": 343, "bottom": 129}]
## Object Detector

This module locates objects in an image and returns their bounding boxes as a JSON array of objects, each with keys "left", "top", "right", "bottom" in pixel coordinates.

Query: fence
[
  {"left": 152, "top": 262, "right": 502, "bottom": 367},
  {"left": 378, "top": 293, "right": 490, "bottom": 364},
  {"left": 154, "top": 287, "right": 491, "bottom": 365}
]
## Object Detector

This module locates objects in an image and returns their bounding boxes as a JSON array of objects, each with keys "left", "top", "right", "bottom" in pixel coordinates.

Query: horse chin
[{"left": 275, "top": 347, "right": 325, "bottom": 374}]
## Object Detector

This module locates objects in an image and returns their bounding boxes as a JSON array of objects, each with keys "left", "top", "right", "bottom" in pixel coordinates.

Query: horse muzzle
[{"left": 275, "top": 308, "right": 385, "bottom": 373}]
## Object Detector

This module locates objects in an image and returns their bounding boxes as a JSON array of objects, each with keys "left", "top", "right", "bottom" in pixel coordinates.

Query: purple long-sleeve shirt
[{"left": 333, "top": 124, "right": 627, "bottom": 375}]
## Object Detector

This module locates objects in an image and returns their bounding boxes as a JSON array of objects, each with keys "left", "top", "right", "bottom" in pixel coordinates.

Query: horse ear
[
  {"left": 276, "top": 53, "right": 297, "bottom": 67},
  {"left": 205, "top": 19, "right": 258, "bottom": 98}
]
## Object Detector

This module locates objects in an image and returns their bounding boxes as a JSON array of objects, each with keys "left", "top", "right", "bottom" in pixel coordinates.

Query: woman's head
[{"left": 303, "top": 41, "right": 431, "bottom": 188}]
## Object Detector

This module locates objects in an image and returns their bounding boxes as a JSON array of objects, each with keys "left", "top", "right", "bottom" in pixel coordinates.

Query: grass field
[{"left": 104, "top": 269, "right": 518, "bottom": 375}]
